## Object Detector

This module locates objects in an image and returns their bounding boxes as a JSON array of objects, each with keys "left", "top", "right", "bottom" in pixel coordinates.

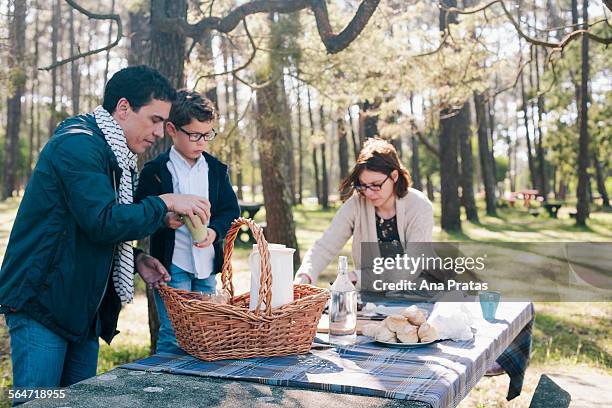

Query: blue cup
[{"left": 479, "top": 291, "right": 500, "bottom": 322}]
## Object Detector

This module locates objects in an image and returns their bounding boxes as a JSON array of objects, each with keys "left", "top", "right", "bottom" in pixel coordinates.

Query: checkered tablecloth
[{"left": 122, "top": 301, "right": 533, "bottom": 408}]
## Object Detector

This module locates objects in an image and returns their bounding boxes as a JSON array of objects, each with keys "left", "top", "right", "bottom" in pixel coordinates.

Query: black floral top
[{"left": 375, "top": 214, "right": 404, "bottom": 258}]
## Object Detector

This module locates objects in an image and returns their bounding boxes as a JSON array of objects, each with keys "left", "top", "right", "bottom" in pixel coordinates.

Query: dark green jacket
[{"left": 0, "top": 114, "right": 167, "bottom": 343}]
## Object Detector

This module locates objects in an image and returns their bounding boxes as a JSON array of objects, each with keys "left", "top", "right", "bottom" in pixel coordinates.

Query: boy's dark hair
[
  {"left": 102, "top": 65, "right": 176, "bottom": 113},
  {"left": 339, "top": 137, "right": 412, "bottom": 201},
  {"left": 169, "top": 89, "right": 218, "bottom": 127}
]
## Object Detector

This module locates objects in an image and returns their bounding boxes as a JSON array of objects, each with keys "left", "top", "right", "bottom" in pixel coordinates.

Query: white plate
[{"left": 374, "top": 339, "right": 438, "bottom": 348}]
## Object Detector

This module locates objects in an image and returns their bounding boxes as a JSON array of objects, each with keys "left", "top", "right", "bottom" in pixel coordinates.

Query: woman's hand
[{"left": 294, "top": 273, "right": 312, "bottom": 285}]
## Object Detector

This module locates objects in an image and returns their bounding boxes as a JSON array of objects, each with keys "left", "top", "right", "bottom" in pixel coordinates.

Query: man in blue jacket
[{"left": 0, "top": 65, "right": 211, "bottom": 402}]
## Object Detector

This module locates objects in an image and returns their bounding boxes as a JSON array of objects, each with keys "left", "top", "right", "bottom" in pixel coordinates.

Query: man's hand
[
  {"left": 164, "top": 212, "right": 184, "bottom": 229},
  {"left": 159, "top": 194, "right": 211, "bottom": 228},
  {"left": 194, "top": 228, "right": 217, "bottom": 248},
  {"left": 136, "top": 253, "right": 171, "bottom": 289}
]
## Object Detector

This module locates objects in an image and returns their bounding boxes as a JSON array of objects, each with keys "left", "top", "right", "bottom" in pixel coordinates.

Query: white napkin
[{"left": 428, "top": 302, "right": 475, "bottom": 341}]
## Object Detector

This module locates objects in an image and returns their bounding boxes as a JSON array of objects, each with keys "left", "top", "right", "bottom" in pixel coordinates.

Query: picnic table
[
  {"left": 515, "top": 190, "right": 543, "bottom": 208},
  {"left": 34, "top": 301, "right": 533, "bottom": 408}
]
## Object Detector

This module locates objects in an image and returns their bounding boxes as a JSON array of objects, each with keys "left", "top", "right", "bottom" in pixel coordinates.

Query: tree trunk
[
  {"left": 319, "top": 105, "right": 329, "bottom": 209},
  {"left": 359, "top": 98, "right": 380, "bottom": 139},
  {"left": 487, "top": 98, "right": 497, "bottom": 188},
  {"left": 559, "top": 179, "right": 567, "bottom": 200},
  {"left": 593, "top": 155, "right": 610, "bottom": 207},
  {"left": 231, "top": 53, "right": 243, "bottom": 200},
  {"left": 128, "top": 6, "right": 150, "bottom": 66},
  {"left": 145, "top": 283, "right": 159, "bottom": 354},
  {"left": 222, "top": 37, "right": 232, "bottom": 167},
  {"left": 458, "top": 102, "right": 479, "bottom": 222},
  {"left": 408, "top": 93, "right": 422, "bottom": 191},
  {"left": 150, "top": 0, "right": 186, "bottom": 87},
  {"left": 410, "top": 136, "right": 422, "bottom": 191},
  {"left": 256, "top": 80, "right": 300, "bottom": 266},
  {"left": 521, "top": 73, "right": 538, "bottom": 191},
  {"left": 296, "top": 80, "right": 304, "bottom": 204},
  {"left": 69, "top": 7, "right": 80, "bottom": 115},
  {"left": 28, "top": 0, "right": 40, "bottom": 180},
  {"left": 439, "top": 108, "right": 461, "bottom": 231},
  {"left": 438, "top": 0, "right": 461, "bottom": 231},
  {"left": 426, "top": 173, "right": 435, "bottom": 202},
  {"left": 475, "top": 92, "right": 497, "bottom": 216},
  {"left": 534, "top": 45, "right": 548, "bottom": 200},
  {"left": 575, "top": 0, "right": 590, "bottom": 226},
  {"left": 337, "top": 109, "right": 350, "bottom": 196},
  {"left": 48, "top": 0, "right": 61, "bottom": 138},
  {"left": 507, "top": 128, "right": 515, "bottom": 192},
  {"left": 280, "top": 75, "right": 296, "bottom": 204},
  {"left": 146, "top": 0, "right": 187, "bottom": 162},
  {"left": 307, "top": 87, "right": 320, "bottom": 203},
  {"left": 348, "top": 108, "right": 360, "bottom": 161},
  {"left": 103, "top": 0, "right": 116, "bottom": 85},
  {"left": 2, "top": 0, "right": 27, "bottom": 199},
  {"left": 142, "top": 1, "right": 185, "bottom": 354}
]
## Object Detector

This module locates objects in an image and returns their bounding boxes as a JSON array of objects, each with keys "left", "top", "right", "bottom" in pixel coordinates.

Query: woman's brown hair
[{"left": 339, "top": 138, "right": 412, "bottom": 201}]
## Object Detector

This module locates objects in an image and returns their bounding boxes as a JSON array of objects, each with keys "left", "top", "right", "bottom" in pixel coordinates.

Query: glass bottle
[{"left": 329, "top": 256, "right": 357, "bottom": 345}]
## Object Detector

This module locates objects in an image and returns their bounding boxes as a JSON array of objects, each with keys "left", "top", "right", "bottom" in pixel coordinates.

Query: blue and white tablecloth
[{"left": 122, "top": 301, "right": 533, "bottom": 408}]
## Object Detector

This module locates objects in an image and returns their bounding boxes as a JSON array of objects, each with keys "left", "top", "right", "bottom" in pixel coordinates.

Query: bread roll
[
  {"left": 383, "top": 315, "right": 407, "bottom": 332},
  {"left": 417, "top": 322, "right": 438, "bottom": 342},
  {"left": 396, "top": 323, "right": 419, "bottom": 343},
  {"left": 375, "top": 325, "right": 397, "bottom": 343},
  {"left": 401, "top": 305, "right": 427, "bottom": 326},
  {"left": 362, "top": 323, "right": 380, "bottom": 338}
]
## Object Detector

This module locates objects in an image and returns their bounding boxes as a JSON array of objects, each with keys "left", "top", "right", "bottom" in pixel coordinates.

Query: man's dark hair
[
  {"left": 102, "top": 65, "right": 176, "bottom": 113},
  {"left": 168, "top": 89, "right": 218, "bottom": 127}
]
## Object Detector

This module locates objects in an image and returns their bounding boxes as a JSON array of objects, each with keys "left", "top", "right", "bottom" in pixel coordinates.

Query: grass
[{"left": 0, "top": 195, "right": 611, "bottom": 407}]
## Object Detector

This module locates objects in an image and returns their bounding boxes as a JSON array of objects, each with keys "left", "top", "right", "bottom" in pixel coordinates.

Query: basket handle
[{"left": 221, "top": 217, "right": 273, "bottom": 315}]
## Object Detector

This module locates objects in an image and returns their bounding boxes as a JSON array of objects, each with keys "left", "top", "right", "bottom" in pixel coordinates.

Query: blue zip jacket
[
  {"left": 0, "top": 114, "right": 167, "bottom": 343},
  {"left": 135, "top": 150, "right": 240, "bottom": 275}
]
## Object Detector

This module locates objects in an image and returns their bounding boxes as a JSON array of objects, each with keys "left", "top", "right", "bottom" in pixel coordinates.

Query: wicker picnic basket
[{"left": 158, "top": 217, "right": 330, "bottom": 361}]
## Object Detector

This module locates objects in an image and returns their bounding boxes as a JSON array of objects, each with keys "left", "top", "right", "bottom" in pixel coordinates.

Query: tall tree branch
[
  {"left": 151, "top": 0, "right": 380, "bottom": 54},
  {"left": 40, "top": 0, "right": 122, "bottom": 71},
  {"left": 443, "top": 0, "right": 611, "bottom": 49},
  {"left": 310, "top": 0, "right": 381, "bottom": 53}
]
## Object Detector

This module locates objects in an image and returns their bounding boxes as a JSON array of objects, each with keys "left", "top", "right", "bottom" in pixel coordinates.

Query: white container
[{"left": 249, "top": 243, "right": 296, "bottom": 310}]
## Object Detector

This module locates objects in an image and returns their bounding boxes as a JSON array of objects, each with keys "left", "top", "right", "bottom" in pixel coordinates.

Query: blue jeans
[
  {"left": 5, "top": 312, "right": 99, "bottom": 405},
  {"left": 154, "top": 264, "right": 217, "bottom": 354}
]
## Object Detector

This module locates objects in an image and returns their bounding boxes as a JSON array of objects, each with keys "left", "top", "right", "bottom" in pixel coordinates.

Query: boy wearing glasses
[{"left": 136, "top": 90, "right": 240, "bottom": 354}]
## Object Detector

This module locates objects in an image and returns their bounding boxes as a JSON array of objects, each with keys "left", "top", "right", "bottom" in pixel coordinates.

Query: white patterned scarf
[{"left": 94, "top": 106, "right": 138, "bottom": 305}]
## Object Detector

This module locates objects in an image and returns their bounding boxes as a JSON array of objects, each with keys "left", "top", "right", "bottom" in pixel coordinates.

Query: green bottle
[{"left": 181, "top": 214, "right": 207, "bottom": 243}]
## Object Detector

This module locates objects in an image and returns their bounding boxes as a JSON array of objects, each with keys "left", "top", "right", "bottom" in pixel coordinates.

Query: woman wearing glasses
[
  {"left": 294, "top": 137, "right": 433, "bottom": 285},
  {"left": 135, "top": 90, "right": 240, "bottom": 354}
]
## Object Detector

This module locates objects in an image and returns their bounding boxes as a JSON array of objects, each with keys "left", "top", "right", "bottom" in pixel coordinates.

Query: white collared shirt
[{"left": 167, "top": 146, "right": 215, "bottom": 279}]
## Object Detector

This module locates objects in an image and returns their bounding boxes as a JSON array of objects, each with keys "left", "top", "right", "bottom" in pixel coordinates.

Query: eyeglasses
[
  {"left": 177, "top": 126, "right": 217, "bottom": 142},
  {"left": 354, "top": 174, "right": 391, "bottom": 193}
]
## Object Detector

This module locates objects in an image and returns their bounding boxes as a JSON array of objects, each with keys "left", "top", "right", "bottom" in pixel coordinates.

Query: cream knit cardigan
[{"left": 296, "top": 188, "right": 434, "bottom": 284}]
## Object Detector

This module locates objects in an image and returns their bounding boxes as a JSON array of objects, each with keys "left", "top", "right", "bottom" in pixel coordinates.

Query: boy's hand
[
  {"left": 164, "top": 212, "right": 184, "bottom": 229},
  {"left": 194, "top": 228, "right": 216, "bottom": 248}
]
